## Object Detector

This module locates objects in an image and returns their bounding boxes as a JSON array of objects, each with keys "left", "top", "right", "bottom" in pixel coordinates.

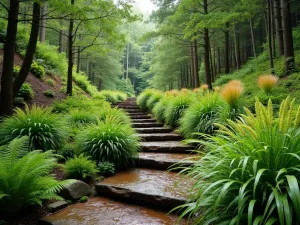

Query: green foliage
[
  {"left": 17, "top": 82, "right": 34, "bottom": 100},
  {"left": 79, "top": 196, "right": 88, "bottom": 203},
  {"left": 58, "top": 143, "right": 77, "bottom": 160},
  {"left": 73, "top": 72, "right": 98, "bottom": 96},
  {"left": 65, "top": 154, "right": 98, "bottom": 180},
  {"left": 30, "top": 61, "right": 45, "bottom": 79},
  {"left": 179, "top": 93, "right": 224, "bottom": 138},
  {"left": 76, "top": 117, "right": 139, "bottom": 167},
  {"left": 114, "top": 78, "right": 135, "bottom": 97},
  {"left": 152, "top": 95, "right": 172, "bottom": 123},
  {"left": 0, "top": 105, "right": 67, "bottom": 151},
  {"left": 44, "top": 90, "right": 55, "bottom": 98},
  {"left": 13, "top": 65, "right": 20, "bottom": 77},
  {"left": 47, "top": 79, "right": 55, "bottom": 87},
  {"left": 13, "top": 97, "right": 25, "bottom": 106},
  {"left": 176, "top": 98, "right": 300, "bottom": 224},
  {"left": 0, "top": 137, "right": 73, "bottom": 214},
  {"left": 99, "top": 90, "right": 119, "bottom": 103},
  {"left": 137, "top": 89, "right": 156, "bottom": 111},
  {"left": 66, "top": 109, "right": 97, "bottom": 126},
  {"left": 97, "top": 107, "right": 131, "bottom": 125},
  {"left": 146, "top": 91, "right": 163, "bottom": 111},
  {"left": 164, "top": 93, "right": 193, "bottom": 127},
  {"left": 98, "top": 162, "right": 115, "bottom": 175}
]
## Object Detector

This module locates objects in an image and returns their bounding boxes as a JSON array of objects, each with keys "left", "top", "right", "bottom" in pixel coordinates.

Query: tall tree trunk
[
  {"left": 126, "top": 43, "right": 129, "bottom": 79},
  {"left": 267, "top": 0, "right": 275, "bottom": 73},
  {"left": 13, "top": 2, "right": 41, "bottom": 97},
  {"left": 233, "top": 23, "right": 241, "bottom": 70},
  {"left": 0, "top": 0, "right": 19, "bottom": 116},
  {"left": 273, "top": 0, "right": 284, "bottom": 56},
  {"left": 98, "top": 77, "right": 102, "bottom": 91},
  {"left": 59, "top": 20, "right": 64, "bottom": 53},
  {"left": 250, "top": 18, "right": 257, "bottom": 57},
  {"left": 271, "top": 1, "right": 276, "bottom": 58},
  {"left": 281, "top": 0, "right": 295, "bottom": 75},
  {"left": 209, "top": 42, "right": 214, "bottom": 82},
  {"left": 224, "top": 22, "right": 230, "bottom": 74},
  {"left": 122, "top": 58, "right": 125, "bottom": 78},
  {"left": 76, "top": 46, "right": 80, "bottom": 73},
  {"left": 203, "top": 0, "right": 212, "bottom": 88},
  {"left": 190, "top": 42, "right": 194, "bottom": 87},
  {"left": 193, "top": 38, "right": 199, "bottom": 87},
  {"left": 67, "top": 0, "right": 75, "bottom": 95},
  {"left": 217, "top": 47, "right": 221, "bottom": 74},
  {"left": 39, "top": 2, "right": 47, "bottom": 43},
  {"left": 86, "top": 57, "right": 89, "bottom": 75}
]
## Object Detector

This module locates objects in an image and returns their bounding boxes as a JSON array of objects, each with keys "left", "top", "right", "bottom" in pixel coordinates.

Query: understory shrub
[
  {"left": 44, "top": 90, "right": 55, "bottom": 98},
  {"left": 0, "top": 137, "right": 73, "bottom": 214},
  {"left": 165, "top": 93, "right": 193, "bottom": 127},
  {"left": 97, "top": 107, "right": 131, "bottom": 125},
  {"left": 146, "top": 91, "right": 163, "bottom": 111},
  {"left": 30, "top": 61, "right": 45, "bottom": 79},
  {"left": 179, "top": 92, "right": 224, "bottom": 138},
  {"left": 66, "top": 109, "right": 97, "bottom": 126},
  {"left": 137, "top": 89, "right": 156, "bottom": 111},
  {"left": 17, "top": 82, "right": 34, "bottom": 100},
  {"left": 65, "top": 154, "right": 98, "bottom": 180},
  {"left": 98, "top": 162, "right": 115, "bottom": 175},
  {"left": 152, "top": 95, "right": 173, "bottom": 123},
  {"left": 177, "top": 98, "right": 300, "bottom": 224},
  {"left": 13, "top": 65, "right": 20, "bottom": 77},
  {"left": 257, "top": 74, "right": 279, "bottom": 94},
  {"left": 14, "top": 97, "right": 25, "bottom": 106},
  {"left": 0, "top": 105, "right": 67, "bottom": 151},
  {"left": 76, "top": 117, "right": 139, "bottom": 168},
  {"left": 47, "top": 79, "right": 55, "bottom": 86},
  {"left": 99, "top": 90, "right": 119, "bottom": 103},
  {"left": 58, "top": 143, "right": 77, "bottom": 160}
]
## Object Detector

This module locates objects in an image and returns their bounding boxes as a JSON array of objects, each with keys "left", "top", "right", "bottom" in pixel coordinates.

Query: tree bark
[
  {"left": 98, "top": 78, "right": 102, "bottom": 91},
  {"left": 267, "top": 0, "right": 275, "bottom": 73},
  {"left": 233, "top": 23, "right": 241, "bottom": 70},
  {"left": 217, "top": 47, "right": 221, "bottom": 74},
  {"left": 273, "top": 0, "right": 284, "bottom": 56},
  {"left": 67, "top": 0, "right": 75, "bottom": 95},
  {"left": 250, "top": 18, "right": 256, "bottom": 57},
  {"left": 0, "top": 0, "right": 19, "bottom": 116},
  {"left": 39, "top": 2, "right": 47, "bottom": 43},
  {"left": 13, "top": 2, "right": 41, "bottom": 97},
  {"left": 76, "top": 46, "right": 80, "bottom": 73},
  {"left": 281, "top": 0, "right": 295, "bottom": 75},
  {"left": 59, "top": 20, "right": 64, "bottom": 53},
  {"left": 126, "top": 43, "right": 129, "bottom": 79},
  {"left": 203, "top": 0, "right": 212, "bottom": 88},
  {"left": 193, "top": 38, "right": 199, "bottom": 87},
  {"left": 224, "top": 22, "right": 230, "bottom": 74}
]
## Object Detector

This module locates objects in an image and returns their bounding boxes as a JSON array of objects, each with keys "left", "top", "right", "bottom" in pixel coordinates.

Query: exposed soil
[{"left": 0, "top": 49, "right": 66, "bottom": 108}]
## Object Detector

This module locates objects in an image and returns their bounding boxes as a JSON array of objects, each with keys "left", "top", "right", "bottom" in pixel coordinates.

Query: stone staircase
[{"left": 41, "top": 97, "right": 195, "bottom": 225}]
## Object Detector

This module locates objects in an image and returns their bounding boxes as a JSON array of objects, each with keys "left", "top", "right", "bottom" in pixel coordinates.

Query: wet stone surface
[
  {"left": 141, "top": 141, "right": 194, "bottom": 153},
  {"left": 40, "top": 197, "right": 186, "bottom": 225}
]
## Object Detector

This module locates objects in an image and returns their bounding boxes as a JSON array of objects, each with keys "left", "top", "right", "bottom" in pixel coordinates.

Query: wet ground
[{"left": 41, "top": 197, "right": 186, "bottom": 225}]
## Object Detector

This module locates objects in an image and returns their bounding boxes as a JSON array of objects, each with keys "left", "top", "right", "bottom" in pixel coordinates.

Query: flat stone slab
[
  {"left": 137, "top": 133, "right": 182, "bottom": 141},
  {"left": 48, "top": 201, "right": 69, "bottom": 213},
  {"left": 130, "top": 115, "right": 151, "bottom": 119},
  {"left": 58, "top": 180, "right": 91, "bottom": 201},
  {"left": 141, "top": 141, "right": 194, "bottom": 153},
  {"left": 96, "top": 168, "right": 192, "bottom": 209},
  {"left": 40, "top": 197, "right": 186, "bottom": 225},
  {"left": 136, "top": 153, "right": 197, "bottom": 170},
  {"left": 135, "top": 127, "right": 174, "bottom": 134},
  {"left": 132, "top": 118, "right": 157, "bottom": 123},
  {"left": 133, "top": 122, "right": 164, "bottom": 128}
]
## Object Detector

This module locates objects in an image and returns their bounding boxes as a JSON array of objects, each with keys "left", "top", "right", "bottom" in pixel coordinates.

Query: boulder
[
  {"left": 47, "top": 201, "right": 69, "bottom": 213},
  {"left": 59, "top": 180, "right": 91, "bottom": 201}
]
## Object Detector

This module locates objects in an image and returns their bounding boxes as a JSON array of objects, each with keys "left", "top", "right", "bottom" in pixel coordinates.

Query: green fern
[{"left": 0, "top": 137, "right": 74, "bottom": 214}]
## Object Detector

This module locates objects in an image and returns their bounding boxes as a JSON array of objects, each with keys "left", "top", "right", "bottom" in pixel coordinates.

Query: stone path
[{"left": 41, "top": 97, "right": 195, "bottom": 225}]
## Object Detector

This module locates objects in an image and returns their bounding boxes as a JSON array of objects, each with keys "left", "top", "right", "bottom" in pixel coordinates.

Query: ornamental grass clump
[
  {"left": 152, "top": 95, "right": 174, "bottom": 123},
  {"left": 200, "top": 84, "right": 209, "bottom": 91},
  {"left": 146, "top": 91, "right": 164, "bottom": 111},
  {"left": 257, "top": 74, "right": 279, "bottom": 94},
  {"left": 137, "top": 89, "right": 156, "bottom": 111},
  {"left": 97, "top": 107, "right": 131, "bottom": 125},
  {"left": 165, "top": 93, "right": 193, "bottom": 127},
  {"left": 0, "top": 137, "right": 74, "bottom": 214},
  {"left": 76, "top": 117, "right": 139, "bottom": 168},
  {"left": 176, "top": 97, "right": 300, "bottom": 225},
  {"left": 0, "top": 105, "right": 67, "bottom": 151},
  {"left": 179, "top": 92, "right": 224, "bottom": 138},
  {"left": 67, "top": 109, "right": 97, "bottom": 126}
]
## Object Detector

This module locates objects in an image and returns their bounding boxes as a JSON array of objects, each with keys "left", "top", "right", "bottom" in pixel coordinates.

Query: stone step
[
  {"left": 135, "top": 127, "right": 174, "bottom": 134},
  {"left": 136, "top": 152, "right": 197, "bottom": 170},
  {"left": 95, "top": 168, "right": 192, "bottom": 210},
  {"left": 40, "top": 197, "right": 186, "bottom": 225},
  {"left": 117, "top": 105, "right": 140, "bottom": 109},
  {"left": 137, "top": 133, "right": 182, "bottom": 141},
  {"left": 125, "top": 109, "right": 144, "bottom": 113},
  {"left": 141, "top": 141, "right": 194, "bottom": 153},
  {"left": 130, "top": 115, "right": 152, "bottom": 119},
  {"left": 132, "top": 119, "right": 157, "bottom": 123},
  {"left": 133, "top": 122, "right": 164, "bottom": 128}
]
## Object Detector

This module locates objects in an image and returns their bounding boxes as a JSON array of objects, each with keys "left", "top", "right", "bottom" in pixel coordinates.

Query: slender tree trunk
[
  {"left": 271, "top": 2, "right": 276, "bottom": 58},
  {"left": 193, "top": 38, "right": 199, "bottom": 87},
  {"left": 67, "top": 0, "right": 75, "bottom": 95},
  {"left": 273, "top": 0, "right": 284, "bottom": 56},
  {"left": 13, "top": 2, "right": 41, "bottom": 97},
  {"left": 59, "top": 20, "right": 64, "bottom": 53},
  {"left": 126, "top": 43, "right": 129, "bottom": 79},
  {"left": 203, "top": 0, "right": 212, "bottom": 88},
  {"left": 209, "top": 42, "right": 214, "bottom": 82},
  {"left": 98, "top": 78, "right": 102, "bottom": 91},
  {"left": 190, "top": 42, "right": 194, "bottom": 87},
  {"left": 0, "top": 0, "right": 19, "bottom": 116},
  {"left": 233, "top": 23, "right": 241, "bottom": 69},
  {"left": 250, "top": 18, "right": 257, "bottom": 57},
  {"left": 76, "top": 46, "right": 80, "bottom": 73},
  {"left": 224, "top": 22, "right": 230, "bottom": 74},
  {"left": 281, "top": 0, "right": 295, "bottom": 75},
  {"left": 86, "top": 57, "right": 89, "bottom": 75},
  {"left": 267, "top": 0, "right": 275, "bottom": 73},
  {"left": 217, "top": 47, "right": 221, "bottom": 74},
  {"left": 39, "top": 2, "right": 47, "bottom": 43}
]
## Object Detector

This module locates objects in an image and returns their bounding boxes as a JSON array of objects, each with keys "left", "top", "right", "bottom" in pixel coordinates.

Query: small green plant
[
  {"left": 58, "top": 143, "right": 77, "bottom": 160},
  {"left": 0, "top": 105, "right": 67, "bottom": 151},
  {"left": 44, "top": 90, "right": 55, "bottom": 98},
  {"left": 176, "top": 97, "right": 300, "bottom": 224},
  {"left": 97, "top": 107, "right": 131, "bottom": 125},
  {"left": 98, "top": 162, "right": 115, "bottom": 175},
  {"left": 13, "top": 97, "right": 25, "bottom": 106},
  {"left": 65, "top": 154, "right": 98, "bottom": 180},
  {"left": 137, "top": 89, "right": 156, "bottom": 111},
  {"left": 13, "top": 65, "right": 20, "bottom": 77},
  {"left": 99, "top": 90, "right": 119, "bottom": 103},
  {"left": 79, "top": 196, "right": 88, "bottom": 203},
  {"left": 67, "top": 109, "right": 97, "bottom": 126},
  {"left": 30, "top": 61, "right": 45, "bottom": 79},
  {"left": 76, "top": 117, "right": 139, "bottom": 167},
  {"left": 47, "top": 79, "right": 55, "bottom": 86},
  {"left": 146, "top": 91, "right": 163, "bottom": 111},
  {"left": 0, "top": 137, "right": 74, "bottom": 214},
  {"left": 17, "top": 82, "right": 34, "bottom": 100}
]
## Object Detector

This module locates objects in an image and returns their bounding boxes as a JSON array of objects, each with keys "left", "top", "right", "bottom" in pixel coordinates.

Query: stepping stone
[
  {"left": 117, "top": 106, "right": 140, "bottom": 109},
  {"left": 132, "top": 118, "right": 157, "bottom": 123},
  {"left": 130, "top": 115, "right": 152, "bottom": 119},
  {"left": 141, "top": 141, "right": 194, "bottom": 153},
  {"left": 95, "top": 168, "right": 192, "bottom": 210},
  {"left": 136, "top": 152, "right": 197, "bottom": 170},
  {"left": 137, "top": 133, "right": 182, "bottom": 141},
  {"left": 133, "top": 122, "right": 163, "bottom": 128},
  {"left": 124, "top": 109, "right": 143, "bottom": 113},
  {"left": 40, "top": 197, "right": 186, "bottom": 225},
  {"left": 47, "top": 201, "right": 69, "bottom": 213},
  {"left": 135, "top": 127, "right": 174, "bottom": 134}
]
